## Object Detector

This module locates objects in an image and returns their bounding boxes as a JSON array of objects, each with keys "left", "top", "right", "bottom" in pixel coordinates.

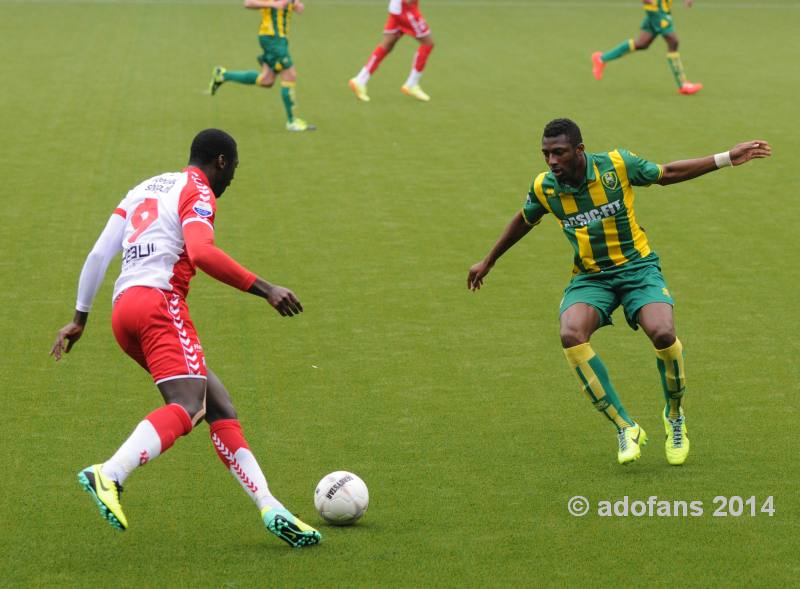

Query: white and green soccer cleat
[
  {"left": 400, "top": 84, "right": 430, "bottom": 102},
  {"left": 286, "top": 118, "right": 317, "bottom": 132},
  {"left": 663, "top": 408, "right": 690, "bottom": 465},
  {"left": 77, "top": 464, "right": 128, "bottom": 531},
  {"left": 261, "top": 507, "right": 321, "bottom": 548},
  {"left": 617, "top": 423, "right": 648, "bottom": 465},
  {"left": 208, "top": 66, "right": 226, "bottom": 96}
]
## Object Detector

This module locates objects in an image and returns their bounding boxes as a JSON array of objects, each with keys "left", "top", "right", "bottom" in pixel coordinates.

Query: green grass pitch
[{"left": 1, "top": 0, "right": 798, "bottom": 586}]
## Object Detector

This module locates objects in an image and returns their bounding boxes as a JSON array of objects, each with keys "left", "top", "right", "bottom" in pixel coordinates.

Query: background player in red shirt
[
  {"left": 51, "top": 129, "right": 321, "bottom": 548},
  {"left": 349, "top": 0, "right": 435, "bottom": 103}
]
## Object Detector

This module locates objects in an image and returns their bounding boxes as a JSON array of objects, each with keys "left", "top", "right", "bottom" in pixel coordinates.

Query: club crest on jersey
[
  {"left": 192, "top": 200, "right": 213, "bottom": 217},
  {"left": 601, "top": 171, "right": 619, "bottom": 190}
]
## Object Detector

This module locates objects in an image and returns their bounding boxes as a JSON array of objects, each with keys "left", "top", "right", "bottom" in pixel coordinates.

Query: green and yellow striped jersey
[
  {"left": 522, "top": 149, "right": 663, "bottom": 275},
  {"left": 644, "top": 0, "right": 673, "bottom": 14},
  {"left": 259, "top": 3, "right": 294, "bottom": 37}
]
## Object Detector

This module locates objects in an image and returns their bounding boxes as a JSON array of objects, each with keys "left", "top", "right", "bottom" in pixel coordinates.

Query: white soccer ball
[{"left": 314, "top": 471, "right": 369, "bottom": 525}]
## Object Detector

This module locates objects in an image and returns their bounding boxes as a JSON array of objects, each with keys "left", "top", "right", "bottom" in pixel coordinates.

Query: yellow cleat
[
  {"left": 77, "top": 464, "right": 128, "bottom": 531},
  {"left": 348, "top": 79, "right": 370, "bottom": 102},
  {"left": 401, "top": 84, "right": 430, "bottom": 102},
  {"left": 262, "top": 507, "right": 321, "bottom": 548},
  {"left": 286, "top": 118, "right": 317, "bottom": 132},
  {"left": 208, "top": 66, "right": 226, "bottom": 96},
  {"left": 663, "top": 409, "right": 690, "bottom": 465},
  {"left": 617, "top": 423, "right": 648, "bottom": 465}
]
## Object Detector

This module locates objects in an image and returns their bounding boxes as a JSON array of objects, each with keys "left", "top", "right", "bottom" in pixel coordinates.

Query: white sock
[
  {"left": 404, "top": 68, "right": 422, "bottom": 88},
  {"left": 355, "top": 67, "right": 371, "bottom": 86},
  {"left": 101, "top": 420, "right": 161, "bottom": 485},
  {"left": 230, "top": 448, "right": 284, "bottom": 511}
]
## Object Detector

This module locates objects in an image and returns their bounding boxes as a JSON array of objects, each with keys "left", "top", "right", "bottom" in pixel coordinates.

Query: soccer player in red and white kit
[
  {"left": 348, "top": 0, "right": 435, "bottom": 102},
  {"left": 51, "top": 129, "right": 321, "bottom": 548}
]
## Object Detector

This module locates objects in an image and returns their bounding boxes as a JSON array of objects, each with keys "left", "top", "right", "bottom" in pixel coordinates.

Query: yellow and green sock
[
  {"left": 666, "top": 52, "right": 687, "bottom": 88},
  {"left": 601, "top": 39, "right": 636, "bottom": 63},
  {"left": 655, "top": 338, "right": 686, "bottom": 419},
  {"left": 564, "top": 343, "right": 634, "bottom": 431},
  {"left": 280, "top": 81, "right": 296, "bottom": 123}
]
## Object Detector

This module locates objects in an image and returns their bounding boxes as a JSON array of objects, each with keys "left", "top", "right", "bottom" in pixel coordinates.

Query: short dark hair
[
  {"left": 543, "top": 118, "right": 583, "bottom": 147},
  {"left": 189, "top": 128, "right": 237, "bottom": 165}
]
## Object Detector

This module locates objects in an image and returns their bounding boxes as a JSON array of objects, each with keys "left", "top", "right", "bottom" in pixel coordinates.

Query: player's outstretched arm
[
  {"left": 468, "top": 211, "right": 533, "bottom": 292},
  {"left": 183, "top": 221, "right": 302, "bottom": 317},
  {"left": 244, "top": 0, "right": 289, "bottom": 9},
  {"left": 51, "top": 213, "right": 125, "bottom": 360},
  {"left": 658, "top": 140, "right": 771, "bottom": 186}
]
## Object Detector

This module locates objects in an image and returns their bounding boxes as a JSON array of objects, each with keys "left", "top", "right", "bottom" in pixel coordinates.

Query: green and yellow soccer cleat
[
  {"left": 401, "top": 84, "right": 430, "bottom": 102},
  {"left": 663, "top": 409, "right": 690, "bottom": 465},
  {"left": 208, "top": 66, "right": 226, "bottom": 96},
  {"left": 77, "top": 464, "right": 128, "bottom": 531},
  {"left": 348, "top": 79, "right": 370, "bottom": 102},
  {"left": 617, "top": 423, "right": 648, "bottom": 465},
  {"left": 261, "top": 507, "right": 321, "bottom": 548},
  {"left": 286, "top": 118, "right": 317, "bottom": 132}
]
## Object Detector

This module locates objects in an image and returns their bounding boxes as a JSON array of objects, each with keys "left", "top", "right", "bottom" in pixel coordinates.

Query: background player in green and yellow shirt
[
  {"left": 468, "top": 119, "right": 770, "bottom": 466},
  {"left": 209, "top": 0, "right": 315, "bottom": 132},
  {"left": 593, "top": 0, "right": 702, "bottom": 95}
]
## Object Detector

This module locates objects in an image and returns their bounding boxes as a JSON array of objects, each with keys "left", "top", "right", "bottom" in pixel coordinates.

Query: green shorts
[
  {"left": 559, "top": 253, "right": 675, "bottom": 330},
  {"left": 258, "top": 35, "right": 293, "bottom": 72},
  {"left": 640, "top": 11, "right": 675, "bottom": 36}
]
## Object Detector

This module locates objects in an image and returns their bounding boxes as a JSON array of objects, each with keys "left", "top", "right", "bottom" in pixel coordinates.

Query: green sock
[
  {"left": 564, "top": 343, "right": 634, "bottom": 431},
  {"left": 666, "top": 52, "right": 687, "bottom": 87},
  {"left": 280, "top": 81, "right": 296, "bottom": 123},
  {"left": 655, "top": 339, "right": 686, "bottom": 419},
  {"left": 224, "top": 70, "right": 259, "bottom": 85},
  {"left": 601, "top": 39, "right": 635, "bottom": 62}
]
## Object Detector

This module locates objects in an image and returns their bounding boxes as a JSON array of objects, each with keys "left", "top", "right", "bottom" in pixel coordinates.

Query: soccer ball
[{"left": 314, "top": 471, "right": 369, "bottom": 525}]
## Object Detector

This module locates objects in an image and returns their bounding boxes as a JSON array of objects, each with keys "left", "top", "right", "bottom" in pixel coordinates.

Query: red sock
[
  {"left": 414, "top": 44, "right": 434, "bottom": 72},
  {"left": 146, "top": 403, "right": 192, "bottom": 453},
  {"left": 366, "top": 45, "right": 389, "bottom": 74},
  {"left": 209, "top": 419, "right": 249, "bottom": 466}
]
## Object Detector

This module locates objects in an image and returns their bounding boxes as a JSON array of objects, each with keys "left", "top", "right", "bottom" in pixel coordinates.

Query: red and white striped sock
[
  {"left": 404, "top": 44, "right": 434, "bottom": 87},
  {"left": 355, "top": 45, "right": 389, "bottom": 85},
  {"left": 101, "top": 404, "right": 193, "bottom": 484},
  {"left": 209, "top": 419, "right": 284, "bottom": 512}
]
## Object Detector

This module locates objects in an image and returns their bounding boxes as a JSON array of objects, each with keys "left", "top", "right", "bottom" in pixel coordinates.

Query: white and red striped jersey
[{"left": 111, "top": 166, "right": 216, "bottom": 301}]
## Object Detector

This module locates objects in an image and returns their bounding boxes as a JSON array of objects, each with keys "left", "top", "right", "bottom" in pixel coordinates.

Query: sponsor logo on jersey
[
  {"left": 145, "top": 177, "right": 177, "bottom": 193},
  {"left": 192, "top": 200, "right": 213, "bottom": 217},
  {"left": 562, "top": 199, "right": 623, "bottom": 228},
  {"left": 601, "top": 171, "right": 620, "bottom": 191},
  {"left": 123, "top": 243, "right": 156, "bottom": 265}
]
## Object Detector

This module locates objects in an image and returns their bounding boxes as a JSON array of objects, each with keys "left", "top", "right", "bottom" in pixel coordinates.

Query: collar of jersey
[
  {"left": 553, "top": 153, "right": 596, "bottom": 194},
  {"left": 183, "top": 166, "right": 211, "bottom": 188}
]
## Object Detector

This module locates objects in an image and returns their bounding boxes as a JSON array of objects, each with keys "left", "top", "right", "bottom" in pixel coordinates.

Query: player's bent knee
[
  {"left": 649, "top": 328, "right": 676, "bottom": 350},
  {"left": 560, "top": 329, "right": 589, "bottom": 348}
]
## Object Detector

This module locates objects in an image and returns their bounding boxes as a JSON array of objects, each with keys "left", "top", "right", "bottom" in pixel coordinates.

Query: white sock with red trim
[
  {"left": 210, "top": 419, "right": 284, "bottom": 511},
  {"left": 101, "top": 403, "right": 193, "bottom": 484}
]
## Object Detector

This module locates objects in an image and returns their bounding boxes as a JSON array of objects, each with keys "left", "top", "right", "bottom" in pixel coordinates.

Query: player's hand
[
  {"left": 467, "top": 260, "right": 494, "bottom": 292},
  {"left": 730, "top": 140, "right": 772, "bottom": 166},
  {"left": 293, "top": 1, "right": 305, "bottom": 13},
  {"left": 684, "top": 0, "right": 694, "bottom": 7},
  {"left": 265, "top": 283, "right": 303, "bottom": 317},
  {"left": 50, "top": 322, "right": 85, "bottom": 361}
]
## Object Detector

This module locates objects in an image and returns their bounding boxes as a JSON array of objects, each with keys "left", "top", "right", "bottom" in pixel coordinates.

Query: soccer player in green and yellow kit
[
  {"left": 209, "top": 0, "right": 315, "bottom": 132},
  {"left": 593, "top": 0, "right": 702, "bottom": 95},
  {"left": 468, "top": 119, "right": 770, "bottom": 466}
]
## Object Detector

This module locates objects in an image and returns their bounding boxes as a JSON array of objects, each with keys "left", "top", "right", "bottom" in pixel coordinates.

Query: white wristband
[{"left": 714, "top": 151, "right": 732, "bottom": 168}]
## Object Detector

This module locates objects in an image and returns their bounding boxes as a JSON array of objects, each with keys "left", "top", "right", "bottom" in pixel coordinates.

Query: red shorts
[
  {"left": 384, "top": 5, "right": 430, "bottom": 38},
  {"left": 112, "top": 286, "right": 207, "bottom": 384}
]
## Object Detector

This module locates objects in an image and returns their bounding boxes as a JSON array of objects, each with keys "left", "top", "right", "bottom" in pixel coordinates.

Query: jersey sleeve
[
  {"left": 521, "top": 173, "right": 549, "bottom": 226},
  {"left": 177, "top": 175, "right": 217, "bottom": 231},
  {"left": 619, "top": 148, "right": 663, "bottom": 186}
]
